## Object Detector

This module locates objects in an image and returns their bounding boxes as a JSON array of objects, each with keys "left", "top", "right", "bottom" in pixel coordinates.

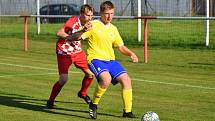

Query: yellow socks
[
  {"left": 92, "top": 84, "right": 107, "bottom": 105},
  {"left": 92, "top": 85, "right": 133, "bottom": 113},
  {"left": 122, "top": 89, "right": 132, "bottom": 112}
]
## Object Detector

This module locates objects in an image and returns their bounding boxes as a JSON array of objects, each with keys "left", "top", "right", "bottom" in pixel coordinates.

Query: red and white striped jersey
[{"left": 56, "top": 16, "right": 83, "bottom": 55}]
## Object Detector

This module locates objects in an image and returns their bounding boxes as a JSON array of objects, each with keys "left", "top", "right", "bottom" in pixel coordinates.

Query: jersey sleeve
[
  {"left": 113, "top": 27, "right": 124, "bottom": 47},
  {"left": 63, "top": 17, "right": 76, "bottom": 33}
]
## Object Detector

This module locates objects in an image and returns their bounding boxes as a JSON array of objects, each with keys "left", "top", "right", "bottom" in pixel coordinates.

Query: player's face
[
  {"left": 80, "top": 10, "right": 93, "bottom": 25},
  {"left": 100, "top": 8, "right": 114, "bottom": 25}
]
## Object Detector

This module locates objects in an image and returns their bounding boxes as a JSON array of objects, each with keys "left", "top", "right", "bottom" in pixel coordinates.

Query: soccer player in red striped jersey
[{"left": 46, "top": 4, "right": 94, "bottom": 109}]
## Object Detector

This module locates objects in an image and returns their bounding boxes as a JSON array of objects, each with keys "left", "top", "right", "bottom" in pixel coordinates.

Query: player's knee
[
  {"left": 99, "top": 80, "right": 111, "bottom": 88},
  {"left": 117, "top": 74, "right": 132, "bottom": 89},
  {"left": 58, "top": 79, "right": 67, "bottom": 85},
  {"left": 84, "top": 69, "right": 95, "bottom": 79},
  {"left": 121, "top": 73, "right": 131, "bottom": 81},
  {"left": 121, "top": 80, "right": 132, "bottom": 90},
  {"left": 59, "top": 74, "right": 68, "bottom": 85},
  {"left": 85, "top": 73, "right": 94, "bottom": 79}
]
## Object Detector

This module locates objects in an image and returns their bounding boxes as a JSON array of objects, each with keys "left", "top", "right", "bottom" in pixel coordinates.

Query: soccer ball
[{"left": 141, "top": 111, "right": 160, "bottom": 121}]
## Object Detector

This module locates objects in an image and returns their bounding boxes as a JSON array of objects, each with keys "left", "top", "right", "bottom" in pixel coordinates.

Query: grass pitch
[
  {"left": 0, "top": 20, "right": 215, "bottom": 120},
  {"left": 0, "top": 37, "right": 214, "bottom": 121}
]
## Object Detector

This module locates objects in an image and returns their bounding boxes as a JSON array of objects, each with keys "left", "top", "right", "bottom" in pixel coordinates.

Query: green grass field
[{"left": 0, "top": 20, "right": 215, "bottom": 121}]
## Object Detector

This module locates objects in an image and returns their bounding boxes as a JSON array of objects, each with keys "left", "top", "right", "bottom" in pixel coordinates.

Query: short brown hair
[
  {"left": 80, "top": 4, "right": 94, "bottom": 14},
  {"left": 100, "top": 1, "right": 114, "bottom": 13}
]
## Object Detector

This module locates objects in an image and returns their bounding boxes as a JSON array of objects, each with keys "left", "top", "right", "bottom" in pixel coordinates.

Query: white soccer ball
[{"left": 141, "top": 111, "right": 160, "bottom": 121}]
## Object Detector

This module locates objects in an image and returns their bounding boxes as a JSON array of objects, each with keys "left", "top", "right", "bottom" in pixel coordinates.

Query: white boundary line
[
  {"left": 133, "top": 78, "right": 215, "bottom": 90},
  {"left": 0, "top": 62, "right": 214, "bottom": 90},
  {"left": 0, "top": 56, "right": 55, "bottom": 64},
  {"left": 0, "top": 73, "right": 56, "bottom": 78},
  {"left": 0, "top": 62, "right": 56, "bottom": 71}
]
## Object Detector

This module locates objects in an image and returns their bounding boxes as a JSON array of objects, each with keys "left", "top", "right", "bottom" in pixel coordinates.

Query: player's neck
[{"left": 100, "top": 19, "right": 110, "bottom": 26}]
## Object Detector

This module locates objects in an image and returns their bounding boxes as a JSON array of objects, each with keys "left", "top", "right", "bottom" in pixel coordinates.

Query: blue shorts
[{"left": 88, "top": 59, "right": 127, "bottom": 85}]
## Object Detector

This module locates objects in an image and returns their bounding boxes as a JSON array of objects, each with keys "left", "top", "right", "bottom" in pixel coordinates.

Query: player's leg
[
  {"left": 46, "top": 55, "right": 71, "bottom": 109},
  {"left": 88, "top": 60, "right": 112, "bottom": 119},
  {"left": 89, "top": 60, "right": 112, "bottom": 104},
  {"left": 93, "top": 71, "right": 111, "bottom": 103},
  {"left": 78, "top": 69, "right": 94, "bottom": 104},
  {"left": 73, "top": 51, "right": 94, "bottom": 104},
  {"left": 109, "top": 60, "right": 135, "bottom": 118},
  {"left": 116, "top": 73, "right": 135, "bottom": 118},
  {"left": 89, "top": 71, "right": 111, "bottom": 119}
]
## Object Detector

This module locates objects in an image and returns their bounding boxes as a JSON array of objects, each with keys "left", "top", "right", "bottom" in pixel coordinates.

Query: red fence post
[
  {"left": 209, "top": 0, "right": 213, "bottom": 17},
  {"left": 143, "top": 19, "right": 148, "bottom": 63},
  {"left": 134, "top": 16, "right": 156, "bottom": 63},
  {"left": 24, "top": 16, "right": 28, "bottom": 51}
]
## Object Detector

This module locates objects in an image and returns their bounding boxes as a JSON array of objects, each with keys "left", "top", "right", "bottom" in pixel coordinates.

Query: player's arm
[
  {"left": 56, "top": 27, "right": 84, "bottom": 41},
  {"left": 73, "top": 21, "right": 92, "bottom": 40},
  {"left": 56, "top": 27, "right": 69, "bottom": 38},
  {"left": 57, "top": 22, "right": 92, "bottom": 41},
  {"left": 117, "top": 45, "right": 139, "bottom": 63},
  {"left": 113, "top": 27, "right": 138, "bottom": 63}
]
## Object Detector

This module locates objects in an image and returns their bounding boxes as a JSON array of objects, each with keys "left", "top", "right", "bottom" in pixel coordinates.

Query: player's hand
[
  {"left": 83, "top": 22, "right": 92, "bottom": 32},
  {"left": 65, "top": 35, "right": 74, "bottom": 41},
  {"left": 130, "top": 53, "right": 138, "bottom": 63}
]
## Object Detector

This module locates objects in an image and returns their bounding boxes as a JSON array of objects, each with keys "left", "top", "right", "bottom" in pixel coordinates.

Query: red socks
[
  {"left": 48, "top": 76, "right": 93, "bottom": 102},
  {"left": 48, "top": 81, "right": 63, "bottom": 102},
  {"left": 79, "top": 76, "right": 93, "bottom": 96}
]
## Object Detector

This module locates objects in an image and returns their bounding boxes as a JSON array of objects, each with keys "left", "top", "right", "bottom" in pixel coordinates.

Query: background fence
[
  {"left": 0, "top": 0, "right": 215, "bottom": 49},
  {"left": 0, "top": 0, "right": 214, "bottom": 16}
]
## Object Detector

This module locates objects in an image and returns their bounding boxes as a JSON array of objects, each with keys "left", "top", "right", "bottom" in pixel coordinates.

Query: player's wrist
[
  {"left": 81, "top": 26, "right": 87, "bottom": 32},
  {"left": 129, "top": 52, "right": 135, "bottom": 57},
  {"left": 65, "top": 35, "right": 73, "bottom": 40}
]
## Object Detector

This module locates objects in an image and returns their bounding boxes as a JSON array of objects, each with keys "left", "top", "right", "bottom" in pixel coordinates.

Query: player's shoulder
[
  {"left": 67, "top": 16, "right": 79, "bottom": 22},
  {"left": 109, "top": 23, "right": 118, "bottom": 30},
  {"left": 91, "top": 20, "right": 115, "bottom": 28},
  {"left": 70, "top": 16, "right": 78, "bottom": 19},
  {"left": 110, "top": 23, "right": 117, "bottom": 28},
  {"left": 90, "top": 19, "right": 100, "bottom": 24},
  {"left": 89, "top": 20, "right": 102, "bottom": 29}
]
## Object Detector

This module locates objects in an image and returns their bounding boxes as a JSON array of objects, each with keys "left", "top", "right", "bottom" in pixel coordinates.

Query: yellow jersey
[{"left": 82, "top": 20, "right": 124, "bottom": 62}]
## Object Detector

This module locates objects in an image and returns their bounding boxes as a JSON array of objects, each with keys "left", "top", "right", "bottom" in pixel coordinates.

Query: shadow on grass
[
  {"left": 0, "top": 93, "right": 89, "bottom": 119},
  {"left": 0, "top": 91, "right": 121, "bottom": 119},
  {"left": 188, "top": 62, "right": 215, "bottom": 66}
]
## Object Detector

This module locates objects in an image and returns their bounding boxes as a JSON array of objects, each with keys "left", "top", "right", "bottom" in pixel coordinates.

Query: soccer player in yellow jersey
[{"left": 81, "top": 1, "right": 138, "bottom": 119}]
